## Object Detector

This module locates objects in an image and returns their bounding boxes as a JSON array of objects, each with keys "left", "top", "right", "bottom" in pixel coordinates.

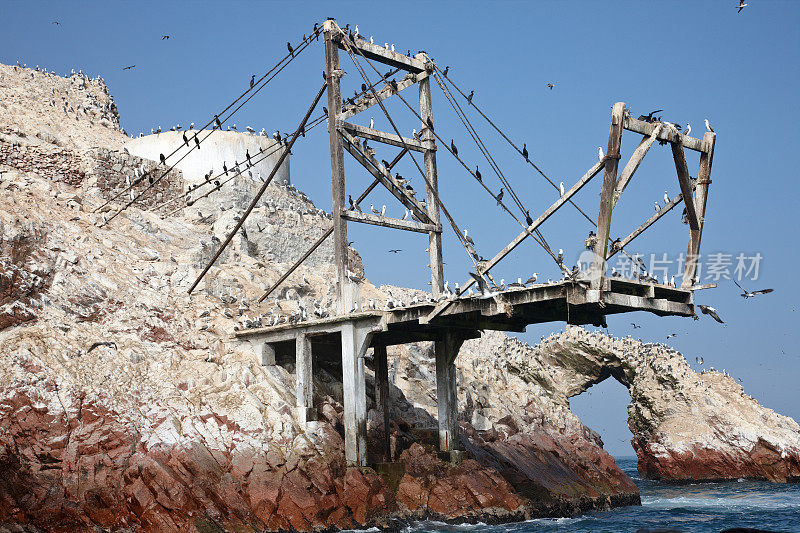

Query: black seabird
[{"left": 522, "top": 143, "right": 529, "bottom": 161}]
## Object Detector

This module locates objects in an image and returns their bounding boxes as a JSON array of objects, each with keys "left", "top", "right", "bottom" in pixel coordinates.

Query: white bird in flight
[{"left": 737, "top": 1, "right": 748, "bottom": 14}]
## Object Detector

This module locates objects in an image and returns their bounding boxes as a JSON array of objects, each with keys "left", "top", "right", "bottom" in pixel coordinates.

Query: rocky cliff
[{"left": 1, "top": 62, "right": 798, "bottom": 532}]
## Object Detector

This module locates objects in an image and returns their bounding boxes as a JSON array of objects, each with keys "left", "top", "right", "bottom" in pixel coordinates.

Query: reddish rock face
[
  {"left": 0, "top": 384, "right": 638, "bottom": 532},
  {"left": 634, "top": 438, "right": 800, "bottom": 483}
]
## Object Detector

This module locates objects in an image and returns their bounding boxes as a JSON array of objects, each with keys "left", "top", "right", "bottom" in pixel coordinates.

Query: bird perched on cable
[
  {"left": 442, "top": 66, "right": 450, "bottom": 77},
  {"left": 182, "top": 132, "right": 189, "bottom": 147},
  {"left": 525, "top": 211, "right": 533, "bottom": 226},
  {"left": 522, "top": 143, "right": 529, "bottom": 161},
  {"left": 732, "top": 279, "right": 773, "bottom": 298},
  {"left": 194, "top": 135, "right": 200, "bottom": 149},
  {"left": 546, "top": 83, "right": 555, "bottom": 90},
  {"left": 475, "top": 166, "right": 481, "bottom": 181},
  {"left": 123, "top": 65, "right": 135, "bottom": 70},
  {"left": 696, "top": 304, "right": 724, "bottom": 323},
  {"left": 426, "top": 117, "right": 435, "bottom": 131},
  {"left": 250, "top": 74, "right": 255, "bottom": 88},
  {"left": 704, "top": 119, "right": 714, "bottom": 132},
  {"left": 159, "top": 153, "right": 166, "bottom": 164},
  {"left": 496, "top": 188, "right": 504, "bottom": 205},
  {"left": 467, "top": 90, "right": 474, "bottom": 105},
  {"left": 450, "top": 140, "right": 458, "bottom": 156},
  {"left": 287, "top": 42, "right": 294, "bottom": 56}
]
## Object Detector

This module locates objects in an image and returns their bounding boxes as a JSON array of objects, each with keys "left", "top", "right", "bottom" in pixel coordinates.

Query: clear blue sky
[{"left": 2, "top": 1, "right": 798, "bottom": 457}]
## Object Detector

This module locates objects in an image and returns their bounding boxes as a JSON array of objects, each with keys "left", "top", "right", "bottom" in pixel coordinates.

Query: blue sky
[{"left": 2, "top": 1, "right": 798, "bottom": 457}]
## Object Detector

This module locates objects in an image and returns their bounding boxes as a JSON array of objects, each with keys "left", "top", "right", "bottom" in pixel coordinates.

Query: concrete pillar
[
  {"left": 373, "top": 345, "right": 390, "bottom": 462},
  {"left": 295, "top": 332, "right": 315, "bottom": 426},
  {"left": 251, "top": 340, "right": 275, "bottom": 366},
  {"left": 341, "top": 321, "right": 373, "bottom": 466},
  {"left": 435, "top": 332, "right": 465, "bottom": 461}
]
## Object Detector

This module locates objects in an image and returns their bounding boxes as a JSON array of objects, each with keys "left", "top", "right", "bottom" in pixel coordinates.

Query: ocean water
[{"left": 389, "top": 458, "right": 800, "bottom": 533}]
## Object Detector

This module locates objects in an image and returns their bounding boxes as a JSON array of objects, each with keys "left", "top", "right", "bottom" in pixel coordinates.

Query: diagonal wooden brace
[{"left": 339, "top": 128, "right": 431, "bottom": 223}]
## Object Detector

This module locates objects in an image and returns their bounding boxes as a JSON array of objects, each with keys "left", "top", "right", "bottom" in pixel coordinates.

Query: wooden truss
[{"left": 324, "top": 19, "right": 446, "bottom": 313}]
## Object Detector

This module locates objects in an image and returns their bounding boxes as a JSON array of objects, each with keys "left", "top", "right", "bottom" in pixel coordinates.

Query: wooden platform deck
[{"left": 232, "top": 278, "right": 694, "bottom": 467}]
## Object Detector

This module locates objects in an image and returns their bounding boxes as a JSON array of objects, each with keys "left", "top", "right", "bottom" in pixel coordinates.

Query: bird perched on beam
[
  {"left": 598, "top": 147, "right": 605, "bottom": 161},
  {"left": 705, "top": 119, "right": 714, "bottom": 132}
]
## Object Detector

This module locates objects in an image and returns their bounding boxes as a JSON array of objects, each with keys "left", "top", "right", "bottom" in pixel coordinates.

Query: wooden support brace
[
  {"left": 295, "top": 332, "right": 315, "bottom": 425},
  {"left": 338, "top": 72, "right": 429, "bottom": 122},
  {"left": 421, "top": 158, "right": 606, "bottom": 323},
  {"left": 334, "top": 32, "right": 427, "bottom": 73},
  {"left": 606, "top": 193, "right": 684, "bottom": 261},
  {"left": 341, "top": 322, "right": 374, "bottom": 467},
  {"left": 591, "top": 102, "right": 626, "bottom": 289},
  {"left": 624, "top": 115, "right": 706, "bottom": 153},
  {"left": 339, "top": 129, "right": 431, "bottom": 222},
  {"left": 373, "top": 345, "right": 390, "bottom": 462},
  {"left": 342, "top": 210, "right": 440, "bottom": 233},
  {"left": 340, "top": 121, "right": 429, "bottom": 153},
  {"left": 671, "top": 141, "right": 700, "bottom": 230},
  {"left": 613, "top": 124, "right": 663, "bottom": 206},
  {"left": 435, "top": 331, "right": 465, "bottom": 459},
  {"left": 682, "top": 131, "right": 716, "bottom": 287}
]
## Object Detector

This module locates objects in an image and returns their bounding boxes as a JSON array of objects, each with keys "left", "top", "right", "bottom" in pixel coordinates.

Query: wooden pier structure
[{"left": 225, "top": 19, "right": 716, "bottom": 467}]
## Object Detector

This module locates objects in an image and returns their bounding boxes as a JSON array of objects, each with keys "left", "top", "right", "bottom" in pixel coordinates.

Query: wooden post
[
  {"left": 324, "top": 20, "right": 350, "bottom": 313},
  {"left": 591, "top": 102, "right": 626, "bottom": 289},
  {"left": 419, "top": 70, "right": 445, "bottom": 296},
  {"left": 295, "top": 332, "right": 314, "bottom": 425},
  {"left": 341, "top": 321, "right": 372, "bottom": 466},
  {"left": 373, "top": 345, "right": 390, "bottom": 462},
  {"left": 682, "top": 131, "right": 715, "bottom": 287},
  {"left": 435, "top": 331, "right": 465, "bottom": 461}
]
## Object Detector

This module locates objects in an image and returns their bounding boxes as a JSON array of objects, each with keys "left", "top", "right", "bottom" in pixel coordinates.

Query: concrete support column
[
  {"left": 435, "top": 332, "right": 465, "bottom": 461},
  {"left": 251, "top": 340, "right": 275, "bottom": 366},
  {"left": 295, "top": 332, "right": 315, "bottom": 426},
  {"left": 342, "top": 322, "right": 373, "bottom": 466},
  {"left": 373, "top": 345, "right": 390, "bottom": 462}
]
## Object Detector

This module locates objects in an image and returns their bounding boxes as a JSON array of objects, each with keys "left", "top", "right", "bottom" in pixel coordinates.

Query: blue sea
[{"left": 369, "top": 458, "right": 800, "bottom": 533}]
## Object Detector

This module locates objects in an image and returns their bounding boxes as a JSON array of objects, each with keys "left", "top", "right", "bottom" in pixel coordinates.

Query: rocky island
[{"left": 1, "top": 62, "right": 798, "bottom": 532}]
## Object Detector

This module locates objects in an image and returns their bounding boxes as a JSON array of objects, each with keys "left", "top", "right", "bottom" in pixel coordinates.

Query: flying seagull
[
  {"left": 546, "top": 83, "right": 555, "bottom": 90},
  {"left": 388, "top": 249, "right": 402, "bottom": 254},
  {"left": 631, "top": 323, "right": 641, "bottom": 329},
  {"left": 52, "top": 21, "right": 61, "bottom": 26},
  {"left": 737, "top": 1, "right": 748, "bottom": 13},
  {"left": 161, "top": 35, "right": 170, "bottom": 40},
  {"left": 697, "top": 304, "right": 724, "bottom": 323},
  {"left": 732, "top": 279, "right": 773, "bottom": 299},
  {"left": 695, "top": 356, "right": 704, "bottom": 365},
  {"left": 123, "top": 65, "right": 135, "bottom": 70},
  {"left": 666, "top": 333, "right": 677, "bottom": 339},
  {"left": 704, "top": 118, "right": 714, "bottom": 133}
]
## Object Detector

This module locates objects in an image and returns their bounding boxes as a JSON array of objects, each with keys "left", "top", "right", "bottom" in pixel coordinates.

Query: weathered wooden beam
[
  {"left": 338, "top": 72, "right": 428, "bottom": 122},
  {"left": 421, "top": 160, "right": 605, "bottom": 323},
  {"left": 333, "top": 32, "right": 427, "bottom": 73},
  {"left": 606, "top": 193, "right": 684, "bottom": 261},
  {"left": 419, "top": 74, "right": 445, "bottom": 297},
  {"left": 682, "top": 131, "right": 716, "bottom": 287},
  {"left": 355, "top": 148, "right": 408, "bottom": 207},
  {"left": 295, "top": 332, "right": 314, "bottom": 425},
  {"left": 591, "top": 102, "right": 627, "bottom": 289},
  {"left": 259, "top": 227, "right": 333, "bottom": 302},
  {"left": 613, "top": 124, "right": 662, "bottom": 206},
  {"left": 341, "top": 321, "right": 373, "bottom": 467},
  {"left": 373, "top": 345, "right": 390, "bottom": 462},
  {"left": 340, "top": 121, "right": 429, "bottom": 153},
  {"left": 624, "top": 115, "right": 706, "bottom": 152},
  {"left": 325, "top": 22, "right": 350, "bottom": 314},
  {"left": 671, "top": 141, "right": 700, "bottom": 230},
  {"left": 342, "top": 210, "right": 440, "bottom": 234},
  {"left": 435, "top": 331, "right": 464, "bottom": 460},
  {"left": 339, "top": 129, "right": 431, "bottom": 222}
]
